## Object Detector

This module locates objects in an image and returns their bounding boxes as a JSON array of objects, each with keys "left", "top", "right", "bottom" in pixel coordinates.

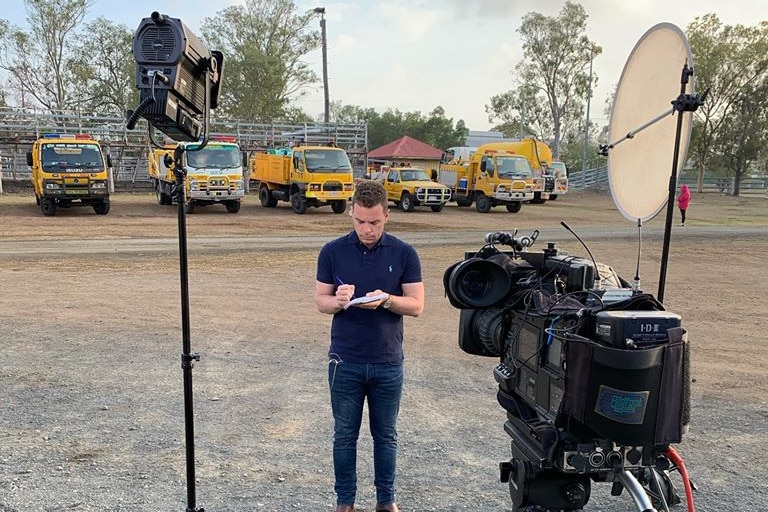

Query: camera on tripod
[{"left": 444, "top": 230, "right": 690, "bottom": 511}]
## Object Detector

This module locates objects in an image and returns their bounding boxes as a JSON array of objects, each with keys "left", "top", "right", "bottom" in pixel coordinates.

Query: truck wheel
[
  {"left": 185, "top": 200, "right": 195, "bottom": 214},
  {"left": 549, "top": 194, "right": 558, "bottom": 201},
  {"left": 41, "top": 198, "right": 57, "bottom": 216},
  {"left": 430, "top": 204, "right": 445, "bottom": 212},
  {"left": 455, "top": 197, "right": 472, "bottom": 207},
  {"left": 506, "top": 202, "right": 522, "bottom": 214},
  {"left": 400, "top": 193, "right": 415, "bottom": 212},
  {"left": 259, "top": 186, "right": 277, "bottom": 207},
  {"left": 475, "top": 194, "right": 492, "bottom": 213},
  {"left": 225, "top": 200, "right": 241, "bottom": 213},
  {"left": 156, "top": 182, "right": 172, "bottom": 205},
  {"left": 331, "top": 200, "right": 346, "bottom": 214},
  {"left": 531, "top": 192, "right": 547, "bottom": 204},
  {"left": 92, "top": 200, "right": 110, "bottom": 215},
  {"left": 290, "top": 192, "right": 307, "bottom": 214}
]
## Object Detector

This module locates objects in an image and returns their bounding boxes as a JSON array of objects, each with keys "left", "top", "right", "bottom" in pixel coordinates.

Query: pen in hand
[{"left": 335, "top": 276, "right": 354, "bottom": 299}]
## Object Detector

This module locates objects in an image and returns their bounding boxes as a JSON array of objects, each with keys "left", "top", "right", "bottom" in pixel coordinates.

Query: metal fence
[
  {"left": 0, "top": 107, "right": 369, "bottom": 185},
  {"left": 568, "top": 166, "right": 766, "bottom": 196}
]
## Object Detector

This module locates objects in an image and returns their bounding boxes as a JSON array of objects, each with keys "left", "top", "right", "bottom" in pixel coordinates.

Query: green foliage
[
  {"left": 486, "top": 1, "right": 601, "bottom": 159},
  {"left": 328, "top": 101, "right": 467, "bottom": 150},
  {"left": 69, "top": 17, "right": 135, "bottom": 114},
  {"left": 0, "top": 0, "right": 95, "bottom": 111},
  {"left": 201, "top": 0, "right": 320, "bottom": 121},
  {"left": 687, "top": 14, "right": 768, "bottom": 195}
]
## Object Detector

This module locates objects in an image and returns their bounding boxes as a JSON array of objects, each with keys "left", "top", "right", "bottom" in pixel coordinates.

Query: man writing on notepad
[{"left": 315, "top": 179, "right": 425, "bottom": 512}]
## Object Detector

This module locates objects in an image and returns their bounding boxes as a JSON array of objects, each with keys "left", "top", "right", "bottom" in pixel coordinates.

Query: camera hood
[{"left": 444, "top": 257, "right": 511, "bottom": 309}]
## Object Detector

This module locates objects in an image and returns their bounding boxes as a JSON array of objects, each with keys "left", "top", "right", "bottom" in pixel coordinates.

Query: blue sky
[{"left": 3, "top": 0, "right": 766, "bottom": 131}]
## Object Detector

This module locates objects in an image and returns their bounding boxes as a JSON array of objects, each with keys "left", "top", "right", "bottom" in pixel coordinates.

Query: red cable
[{"left": 666, "top": 446, "right": 695, "bottom": 512}]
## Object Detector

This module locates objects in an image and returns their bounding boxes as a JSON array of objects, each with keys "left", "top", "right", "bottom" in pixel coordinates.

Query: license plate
[
  {"left": 67, "top": 189, "right": 88, "bottom": 194},
  {"left": 428, "top": 195, "right": 437, "bottom": 201},
  {"left": 329, "top": 191, "right": 338, "bottom": 196}
]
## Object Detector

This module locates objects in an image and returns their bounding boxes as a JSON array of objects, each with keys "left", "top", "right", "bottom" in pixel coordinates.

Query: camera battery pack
[{"left": 595, "top": 310, "right": 681, "bottom": 348}]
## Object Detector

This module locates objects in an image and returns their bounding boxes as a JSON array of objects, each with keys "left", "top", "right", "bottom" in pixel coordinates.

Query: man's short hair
[{"left": 353, "top": 180, "right": 388, "bottom": 210}]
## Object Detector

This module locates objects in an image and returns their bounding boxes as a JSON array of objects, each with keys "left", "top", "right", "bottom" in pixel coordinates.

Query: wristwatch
[{"left": 381, "top": 294, "right": 393, "bottom": 309}]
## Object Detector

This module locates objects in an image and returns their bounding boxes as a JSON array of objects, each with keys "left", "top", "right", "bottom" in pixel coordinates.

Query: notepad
[{"left": 343, "top": 293, "right": 389, "bottom": 310}]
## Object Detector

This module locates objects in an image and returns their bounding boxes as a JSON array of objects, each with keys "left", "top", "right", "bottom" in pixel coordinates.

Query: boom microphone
[{"left": 560, "top": 221, "right": 601, "bottom": 287}]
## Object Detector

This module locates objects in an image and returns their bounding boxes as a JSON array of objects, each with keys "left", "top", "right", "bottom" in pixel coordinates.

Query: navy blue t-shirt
[{"left": 317, "top": 231, "right": 422, "bottom": 364}]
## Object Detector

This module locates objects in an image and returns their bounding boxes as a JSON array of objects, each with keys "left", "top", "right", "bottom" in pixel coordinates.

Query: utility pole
[{"left": 314, "top": 7, "right": 330, "bottom": 124}]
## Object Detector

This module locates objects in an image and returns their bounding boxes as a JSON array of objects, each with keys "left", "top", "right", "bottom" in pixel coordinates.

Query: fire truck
[
  {"left": 27, "top": 133, "right": 112, "bottom": 216},
  {"left": 148, "top": 136, "right": 245, "bottom": 213},
  {"left": 439, "top": 145, "right": 533, "bottom": 213},
  {"left": 249, "top": 144, "right": 354, "bottom": 214}
]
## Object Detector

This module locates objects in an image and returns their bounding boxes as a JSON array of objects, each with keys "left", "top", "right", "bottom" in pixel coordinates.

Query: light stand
[
  {"left": 657, "top": 65, "right": 703, "bottom": 302},
  {"left": 135, "top": 63, "right": 213, "bottom": 512},
  {"left": 172, "top": 144, "right": 203, "bottom": 512},
  {"left": 127, "top": 12, "right": 223, "bottom": 511},
  {"left": 172, "top": 68, "right": 212, "bottom": 512}
]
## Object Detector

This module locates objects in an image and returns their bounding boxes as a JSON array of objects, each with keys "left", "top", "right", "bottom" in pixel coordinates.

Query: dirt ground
[{"left": 0, "top": 188, "right": 767, "bottom": 512}]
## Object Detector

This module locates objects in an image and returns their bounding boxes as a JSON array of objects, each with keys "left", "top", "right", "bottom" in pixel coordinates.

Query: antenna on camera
[{"left": 560, "top": 221, "right": 601, "bottom": 288}]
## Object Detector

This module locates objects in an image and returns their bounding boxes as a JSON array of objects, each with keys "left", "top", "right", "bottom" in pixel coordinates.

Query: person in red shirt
[{"left": 677, "top": 184, "right": 691, "bottom": 226}]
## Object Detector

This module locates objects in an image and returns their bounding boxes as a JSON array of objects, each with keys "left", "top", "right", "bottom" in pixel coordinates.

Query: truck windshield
[
  {"left": 304, "top": 149, "right": 352, "bottom": 172},
  {"left": 549, "top": 161, "right": 567, "bottom": 178},
  {"left": 41, "top": 143, "right": 104, "bottom": 172},
  {"left": 186, "top": 146, "right": 241, "bottom": 169},
  {"left": 400, "top": 169, "right": 431, "bottom": 181},
  {"left": 496, "top": 156, "right": 532, "bottom": 179}
]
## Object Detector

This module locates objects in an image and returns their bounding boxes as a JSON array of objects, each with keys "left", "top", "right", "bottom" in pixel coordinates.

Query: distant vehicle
[
  {"left": 380, "top": 166, "right": 452, "bottom": 212},
  {"left": 27, "top": 133, "right": 112, "bottom": 216},
  {"left": 485, "top": 139, "right": 568, "bottom": 203},
  {"left": 547, "top": 161, "right": 568, "bottom": 200},
  {"left": 249, "top": 144, "right": 354, "bottom": 214},
  {"left": 444, "top": 146, "right": 478, "bottom": 163},
  {"left": 148, "top": 135, "right": 245, "bottom": 214},
  {"left": 439, "top": 145, "right": 533, "bottom": 213}
]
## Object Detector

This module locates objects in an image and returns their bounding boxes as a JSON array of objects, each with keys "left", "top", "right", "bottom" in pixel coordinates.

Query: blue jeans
[{"left": 328, "top": 359, "right": 404, "bottom": 506}]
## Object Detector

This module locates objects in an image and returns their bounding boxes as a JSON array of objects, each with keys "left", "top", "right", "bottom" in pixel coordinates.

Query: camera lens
[{"left": 448, "top": 258, "right": 510, "bottom": 308}]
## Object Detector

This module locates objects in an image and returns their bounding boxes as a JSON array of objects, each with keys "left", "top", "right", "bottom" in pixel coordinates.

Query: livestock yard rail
[{"left": 0, "top": 107, "right": 369, "bottom": 185}]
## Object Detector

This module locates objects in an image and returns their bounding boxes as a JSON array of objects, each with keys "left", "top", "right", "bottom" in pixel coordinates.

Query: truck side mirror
[
  {"left": 26, "top": 151, "right": 33, "bottom": 167},
  {"left": 106, "top": 154, "right": 113, "bottom": 168},
  {"left": 480, "top": 160, "right": 487, "bottom": 172}
]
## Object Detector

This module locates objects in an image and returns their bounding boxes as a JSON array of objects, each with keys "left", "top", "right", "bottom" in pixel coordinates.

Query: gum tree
[
  {"left": 0, "top": 0, "right": 94, "bottom": 112},
  {"left": 485, "top": 1, "right": 601, "bottom": 159},
  {"left": 201, "top": 0, "right": 320, "bottom": 121},
  {"left": 687, "top": 14, "right": 768, "bottom": 195}
]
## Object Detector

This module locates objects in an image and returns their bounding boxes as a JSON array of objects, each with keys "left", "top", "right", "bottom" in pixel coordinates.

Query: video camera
[
  {"left": 444, "top": 230, "right": 690, "bottom": 511},
  {"left": 129, "top": 12, "right": 223, "bottom": 141}
]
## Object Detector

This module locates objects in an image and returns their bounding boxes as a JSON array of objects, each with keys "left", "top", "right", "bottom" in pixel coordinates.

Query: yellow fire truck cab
[
  {"left": 250, "top": 145, "right": 355, "bottom": 214},
  {"left": 148, "top": 135, "right": 246, "bottom": 213},
  {"left": 26, "top": 133, "right": 112, "bottom": 216}
]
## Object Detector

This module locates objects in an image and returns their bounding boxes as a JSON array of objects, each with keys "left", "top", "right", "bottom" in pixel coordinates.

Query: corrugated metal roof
[{"left": 368, "top": 135, "right": 444, "bottom": 159}]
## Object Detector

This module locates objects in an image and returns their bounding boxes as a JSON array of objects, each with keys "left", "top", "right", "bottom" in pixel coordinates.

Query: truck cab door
[{"left": 293, "top": 153, "right": 305, "bottom": 173}]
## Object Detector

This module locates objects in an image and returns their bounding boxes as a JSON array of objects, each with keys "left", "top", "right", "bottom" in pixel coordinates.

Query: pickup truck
[{"left": 382, "top": 167, "right": 452, "bottom": 212}]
